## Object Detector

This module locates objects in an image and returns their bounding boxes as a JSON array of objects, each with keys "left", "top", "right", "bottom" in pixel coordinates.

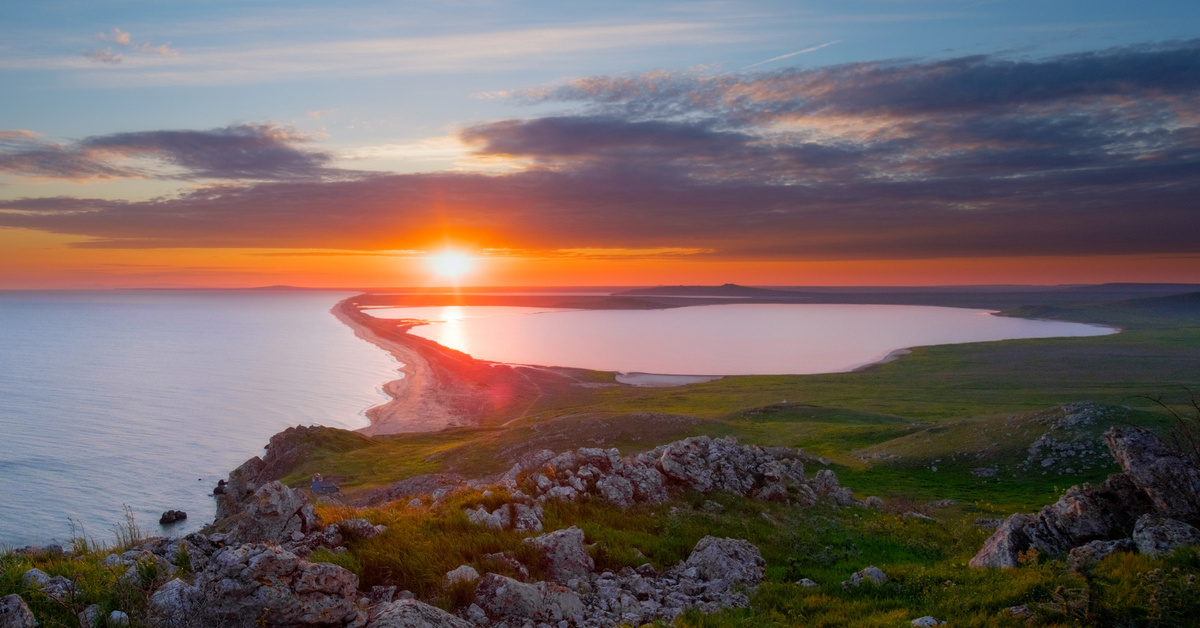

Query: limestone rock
[
  {"left": 911, "top": 617, "right": 944, "bottom": 627},
  {"left": 511, "top": 502, "right": 544, "bottom": 533},
  {"left": 148, "top": 578, "right": 201, "bottom": 627},
  {"left": 970, "top": 514, "right": 1034, "bottom": 568},
  {"left": 21, "top": 568, "right": 74, "bottom": 599},
  {"left": 473, "top": 574, "right": 544, "bottom": 621},
  {"left": 684, "top": 536, "right": 764, "bottom": 590},
  {"left": 367, "top": 599, "right": 472, "bottom": 628},
  {"left": 1133, "top": 515, "right": 1200, "bottom": 557},
  {"left": 842, "top": 566, "right": 888, "bottom": 587},
  {"left": 1066, "top": 538, "right": 1136, "bottom": 572},
  {"left": 596, "top": 475, "right": 636, "bottom": 508},
  {"left": 339, "top": 518, "right": 385, "bottom": 539},
  {"left": 443, "top": 565, "right": 480, "bottom": 587},
  {"left": 225, "top": 481, "right": 322, "bottom": 545},
  {"left": 524, "top": 527, "right": 594, "bottom": 582},
  {"left": 0, "top": 595, "right": 36, "bottom": 628},
  {"left": 1106, "top": 427, "right": 1200, "bottom": 524}
]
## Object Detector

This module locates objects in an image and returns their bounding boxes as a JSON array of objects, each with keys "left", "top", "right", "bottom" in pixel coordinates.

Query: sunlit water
[
  {"left": 0, "top": 291, "right": 400, "bottom": 548},
  {"left": 372, "top": 304, "right": 1115, "bottom": 375}
]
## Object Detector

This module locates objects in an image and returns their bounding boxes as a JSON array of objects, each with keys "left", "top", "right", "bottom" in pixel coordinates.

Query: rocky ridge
[{"left": 971, "top": 426, "right": 1200, "bottom": 568}]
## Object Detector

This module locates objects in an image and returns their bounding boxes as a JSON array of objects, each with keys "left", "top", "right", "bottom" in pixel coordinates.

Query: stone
[
  {"left": 21, "top": 568, "right": 74, "bottom": 599},
  {"left": 1106, "top": 426, "right": 1200, "bottom": 524},
  {"left": 911, "top": 617, "right": 943, "bottom": 627},
  {"left": 159, "top": 510, "right": 187, "bottom": 525},
  {"left": 1066, "top": 538, "right": 1136, "bottom": 571},
  {"left": 1133, "top": 515, "right": 1200, "bottom": 557},
  {"left": 79, "top": 604, "right": 103, "bottom": 627},
  {"left": 339, "top": 518, "right": 384, "bottom": 539},
  {"left": 864, "top": 496, "right": 884, "bottom": 509},
  {"left": 225, "top": 481, "right": 322, "bottom": 544},
  {"left": 842, "top": 566, "right": 888, "bottom": 587},
  {"left": 658, "top": 437, "right": 716, "bottom": 492},
  {"left": 684, "top": 537, "right": 764, "bottom": 589},
  {"left": 367, "top": 599, "right": 472, "bottom": 628},
  {"left": 970, "top": 514, "right": 1034, "bottom": 568},
  {"left": 466, "top": 505, "right": 510, "bottom": 531},
  {"left": 796, "top": 578, "right": 819, "bottom": 588},
  {"left": 473, "top": 574, "right": 544, "bottom": 621},
  {"left": 0, "top": 595, "right": 37, "bottom": 628},
  {"left": 108, "top": 610, "right": 130, "bottom": 626},
  {"left": 525, "top": 527, "right": 594, "bottom": 582},
  {"left": 811, "top": 469, "right": 840, "bottom": 496},
  {"left": 512, "top": 503, "right": 544, "bottom": 533},
  {"left": 596, "top": 475, "right": 635, "bottom": 508},
  {"left": 444, "top": 565, "right": 481, "bottom": 587},
  {"left": 407, "top": 498, "right": 422, "bottom": 508},
  {"left": 624, "top": 463, "right": 669, "bottom": 504}
]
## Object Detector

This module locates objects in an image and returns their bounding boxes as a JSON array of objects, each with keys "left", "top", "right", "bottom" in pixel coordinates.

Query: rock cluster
[
  {"left": 1019, "top": 403, "right": 1124, "bottom": 476},
  {"left": 489, "top": 435, "right": 837, "bottom": 512},
  {"left": 971, "top": 426, "right": 1200, "bottom": 568},
  {"left": 465, "top": 535, "right": 765, "bottom": 627}
]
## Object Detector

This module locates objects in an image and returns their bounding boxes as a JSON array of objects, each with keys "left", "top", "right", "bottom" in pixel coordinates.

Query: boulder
[
  {"left": 150, "top": 544, "right": 364, "bottom": 627},
  {"left": 367, "top": 599, "right": 472, "bottom": 628},
  {"left": 511, "top": 503, "right": 544, "bottom": 533},
  {"left": 224, "top": 481, "right": 322, "bottom": 544},
  {"left": 524, "top": 527, "right": 594, "bottom": 582},
  {"left": 911, "top": 617, "right": 943, "bottom": 627},
  {"left": 624, "top": 462, "right": 668, "bottom": 504},
  {"left": 21, "top": 567, "right": 74, "bottom": 599},
  {"left": 596, "top": 475, "right": 635, "bottom": 508},
  {"left": 1133, "top": 515, "right": 1200, "bottom": 557},
  {"left": 0, "top": 595, "right": 36, "bottom": 628},
  {"left": 472, "top": 574, "right": 544, "bottom": 621},
  {"left": 842, "top": 566, "right": 888, "bottom": 587},
  {"left": 1066, "top": 538, "right": 1136, "bottom": 572},
  {"left": 159, "top": 510, "right": 187, "bottom": 525},
  {"left": 1106, "top": 427, "right": 1200, "bottom": 524},
  {"left": 659, "top": 437, "right": 716, "bottom": 491},
  {"left": 338, "top": 518, "right": 385, "bottom": 539},
  {"left": 684, "top": 537, "right": 764, "bottom": 589},
  {"left": 465, "top": 505, "right": 510, "bottom": 531},
  {"left": 970, "top": 514, "right": 1034, "bottom": 568},
  {"left": 811, "top": 469, "right": 840, "bottom": 496},
  {"left": 443, "top": 565, "right": 480, "bottom": 587}
]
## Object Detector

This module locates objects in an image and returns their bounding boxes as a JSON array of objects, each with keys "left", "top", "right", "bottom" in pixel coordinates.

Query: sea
[{"left": 0, "top": 290, "right": 400, "bottom": 548}]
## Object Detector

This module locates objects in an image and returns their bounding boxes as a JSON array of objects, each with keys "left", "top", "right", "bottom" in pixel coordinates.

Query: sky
[{"left": 1, "top": 0, "right": 1199, "bottom": 288}]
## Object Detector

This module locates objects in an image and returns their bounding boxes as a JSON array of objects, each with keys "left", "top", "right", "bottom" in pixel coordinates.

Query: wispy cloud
[
  {"left": 5, "top": 22, "right": 735, "bottom": 86},
  {"left": 83, "top": 49, "right": 123, "bottom": 64},
  {"left": 101, "top": 28, "right": 131, "bottom": 46},
  {"left": 743, "top": 40, "right": 841, "bottom": 69}
]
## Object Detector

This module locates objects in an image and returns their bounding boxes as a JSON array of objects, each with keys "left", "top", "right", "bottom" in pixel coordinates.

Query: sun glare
[{"left": 428, "top": 249, "right": 473, "bottom": 281}]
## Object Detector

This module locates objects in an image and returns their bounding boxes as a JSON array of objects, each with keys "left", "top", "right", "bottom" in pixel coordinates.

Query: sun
[{"left": 428, "top": 249, "right": 474, "bottom": 281}]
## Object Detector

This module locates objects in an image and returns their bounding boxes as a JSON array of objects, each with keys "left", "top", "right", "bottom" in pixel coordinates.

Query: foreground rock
[
  {"left": 0, "top": 594, "right": 36, "bottom": 628},
  {"left": 150, "top": 544, "right": 364, "bottom": 627},
  {"left": 369, "top": 599, "right": 472, "bottom": 628},
  {"left": 972, "top": 426, "right": 1200, "bottom": 568},
  {"left": 524, "top": 527, "right": 594, "bottom": 583}
]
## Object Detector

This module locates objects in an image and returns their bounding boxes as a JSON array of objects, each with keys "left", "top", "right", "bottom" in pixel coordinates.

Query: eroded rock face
[
  {"left": 223, "top": 481, "right": 322, "bottom": 545},
  {"left": 1106, "top": 427, "right": 1200, "bottom": 525},
  {"left": 367, "top": 599, "right": 472, "bottom": 628},
  {"left": 472, "top": 574, "right": 581, "bottom": 625},
  {"left": 1066, "top": 538, "right": 1137, "bottom": 572},
  {"left": 1133, "top": 515, "right": 1200, "bottom": 557},
  {"left": 969, "top": 514, "right": 1034, "bottom": 569},
  {"left": 0, "top": 594, "right": 37, "bottom": 628},
  {"left": 684, "top": 537, "right": 765, "bottom": 590},
  {"left": 149, "top": 544, "right": 364, "bottom": 627},
  {"left": 524, "top": 527, "right": 594, "bottom": 583}
]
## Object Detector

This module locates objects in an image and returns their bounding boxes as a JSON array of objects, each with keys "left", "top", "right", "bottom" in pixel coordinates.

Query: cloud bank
[{"left": 3, "top": 41, "right": 1198, "bottom": 260}]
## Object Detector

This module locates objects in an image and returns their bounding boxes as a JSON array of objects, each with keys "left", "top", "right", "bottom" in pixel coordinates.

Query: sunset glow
[{"left": 428, "top": 250, "right": 474, "bottom": 282}]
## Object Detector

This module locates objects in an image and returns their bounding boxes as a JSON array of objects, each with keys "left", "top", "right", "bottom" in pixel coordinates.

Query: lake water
[
  {"left": 0, "top": 291, "right": 399, "bottom": 548},
  {"left": 370, "top": 304, "right": 1115, "bottom": 375}
]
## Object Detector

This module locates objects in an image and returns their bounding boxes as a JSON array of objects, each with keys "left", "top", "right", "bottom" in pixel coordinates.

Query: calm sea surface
[
  {"left": 0, "top": 291, "right": 399, "bottom": 548},
  {"left": 371, "top": 304, "right": 1116, "bottom": 375}
]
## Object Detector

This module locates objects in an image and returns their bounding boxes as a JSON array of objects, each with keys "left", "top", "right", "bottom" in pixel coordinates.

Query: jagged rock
[
  {"left": 684, "top": 536, "right": 764, "bottom": 590},
  {"left": 864, "top": 496, "right": 884, "bottom": 509},
  {"left": 151, "top": 544, "right": 364, "bottom": 627},
  {"left": 21, "top": 568, "right": 74, "bottom": 599},
  {"left": 482, "top": 553, "right": 530, "bottom": 581},
  {"left": 511, "top": 502, "right": 544, "bottom": 533},
  {"left": 1106, "top": 427, "right": 1200, "bottom": 524},
  {"left": 524, "top": 527, "right": 594, "bottom": 582},
  {"left": 466, "top": 505, "right": 510, "bottom": 530},
  {"left": 1133, "top": 515, "right": 1200, "bottom": 557},
  {"left": 159, "top": 510, "right": 187, "bottom": 525},
  {"left": 659, "top": 437, "right": 717, "bottom": 491},
  {"left": 970, "top": 514, "right": 1034, "bottom": 568},
  {"left": 223, "top": 481, "right": 322, "bottom": 544},
  {"left": 596, "top": 475, "right": 636, "bottom": 508},
  {"left": 472, "top": 574, "right": 545, "bottom": 621},
  {"left": 911, "top": 617, "right": 943, "bottom": 627},
  {"left": 339, "top": 518, "right": 385, "bottom": 539},
  {"left": 842, "top": 566, "right": 888, "bottom": 587},
  {"left": 443, "top": 565, "right": 480, "bottom": 587},
  {"left": 811, "top": 469, "right": 840, "bottom": 496},
  {"left": 0, "top": 595, "right": 36, "bottom": 628},
  {"left": 119, "top": 550, "right": 177, "bottom": 588},
  {"left": 624, "top": 462, "right": 669, "bottom": 504},
  {"left": 1066, "top": 538, "right": 1137, "bottom": 571},
  {"left": 367, "top": 599, "right": 472, "bottom": 628}
]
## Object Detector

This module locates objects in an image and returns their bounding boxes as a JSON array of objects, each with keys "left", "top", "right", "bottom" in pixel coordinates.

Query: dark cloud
[
  {"left": 2, "top": 41, "right": 1199, "bottom": 260},
  {"left": 0, "top": 124, "right": 334, "bottom": 181}
]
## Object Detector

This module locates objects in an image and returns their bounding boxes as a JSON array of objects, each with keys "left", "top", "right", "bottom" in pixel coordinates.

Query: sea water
[{"left": 0, "top": 291, "right": 400, "bottom": 548}]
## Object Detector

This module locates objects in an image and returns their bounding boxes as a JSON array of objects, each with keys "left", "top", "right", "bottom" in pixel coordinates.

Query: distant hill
[{"left": 616, "top": 283, "right": 806, "bottom": 298}]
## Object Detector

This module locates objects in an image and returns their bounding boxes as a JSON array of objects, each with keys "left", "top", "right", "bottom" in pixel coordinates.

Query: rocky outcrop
[
  {"left": 1106, "top": 427, "right": 1200, "bottom": 524},
  {"left": 523, "top": 527, "right": 594, "bottom": 583},
  {"left": 368, "top": 599, "right": 472, "bottom": 628},
  {"left": 842, "top": 566, "right": 888, "bottom": 587},
  {"left": 219, "top": 481, "right": 322, "bottom": 545},
  {"left": 149, "top": 544, "right": 364, "bottom": 627},
  {"left": 471, "top": 574, "right": 583, "bottom": 626},
  {"left": 684, "top": 537, "right": 765, "bottom": 591},
  {"left": 1133, "top": 515, "right": 1200, "bottom": 557},
  {"left": 0, "top": 594, "right": 37, "bottom": 628},
  {"left": 972, "top": 426, "right": 1200, "bottom": 568}
]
